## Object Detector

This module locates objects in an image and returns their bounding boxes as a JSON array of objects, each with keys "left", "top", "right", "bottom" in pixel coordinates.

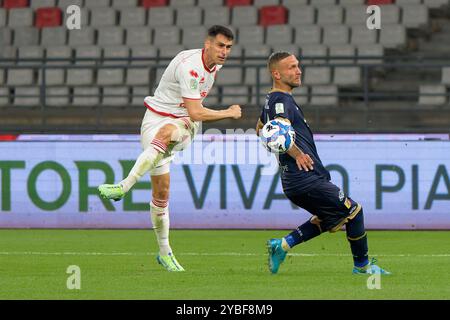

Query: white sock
[
  {"left": 150, "top": 199, "right": 172, "bottom": 256},
  {"left": 281, "top": 238, "right": 291, "bottom": 252},
  {"left": 120, "top": 139, "right": 168, "bottom": 193}
]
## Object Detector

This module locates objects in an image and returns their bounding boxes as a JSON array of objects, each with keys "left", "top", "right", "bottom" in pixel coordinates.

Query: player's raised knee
[{"left": 155, "top": 124, "right": 178, "bottom": 145}]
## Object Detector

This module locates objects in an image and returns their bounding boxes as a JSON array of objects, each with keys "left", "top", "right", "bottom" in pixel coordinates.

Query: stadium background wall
[{"left": 0, "top": 134, "right": 449, "bottom": 230}]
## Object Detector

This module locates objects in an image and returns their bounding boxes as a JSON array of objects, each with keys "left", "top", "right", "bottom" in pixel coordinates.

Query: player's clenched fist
[{"left": 228, "top": 105, "right": 242, "bottom": 119}]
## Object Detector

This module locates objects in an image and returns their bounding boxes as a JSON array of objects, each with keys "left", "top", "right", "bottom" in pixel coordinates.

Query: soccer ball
[{"left": 260, "top": 119, "right": 295, "bottom": 154}]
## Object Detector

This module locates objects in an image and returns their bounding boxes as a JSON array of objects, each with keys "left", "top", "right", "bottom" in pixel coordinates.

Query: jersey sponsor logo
[
  {"left": 338, "top": 190, "right": 345, "bottom": 201},
  {"left": 189, "top": 70, "right": 199, "bottom": 78},
  {"left": 275, "top": 103, "right": 284, "bottom": 114},
  {"left": 199, "top": 77, "right": 205, "bottom": 84},
  {"left": 190, "top": 79, "right": 198, "bottom": 90},
  {"left": 344, "top": 198, "right": 352, "bottom": 209},
  {"left": 200, "top": 91, "right": 207, "bottom": 98}
]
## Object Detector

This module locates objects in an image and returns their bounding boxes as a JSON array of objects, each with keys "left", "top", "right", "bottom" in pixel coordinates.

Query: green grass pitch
[{"left": 0, "top": 229, "right": 449, "bottom": 300}]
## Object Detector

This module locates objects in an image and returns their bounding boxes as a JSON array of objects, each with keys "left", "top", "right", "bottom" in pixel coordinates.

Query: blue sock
[
  {"left": 346, "top": 208, "right": 369, "bottom": 268},
  {"left": 284, "top": 220, "right": 322, "bottom": 249}
]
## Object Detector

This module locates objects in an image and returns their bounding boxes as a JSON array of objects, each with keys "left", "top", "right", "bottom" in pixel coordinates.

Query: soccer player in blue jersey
[{"left": 256, "top": 52, "right": 390, "bottom": 275}]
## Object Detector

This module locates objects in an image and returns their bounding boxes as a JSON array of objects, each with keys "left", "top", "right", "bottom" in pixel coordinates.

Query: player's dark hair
[
  {"left": 207, "top": 25, "right": 234, "bottom": 41},
  {"left": 268, "top": 51, "right": 292, "bottom": 71}
]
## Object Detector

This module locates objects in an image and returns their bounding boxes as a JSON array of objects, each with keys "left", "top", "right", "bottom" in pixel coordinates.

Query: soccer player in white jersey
[{"left": 98, "top": 25, "right": 241, "bottom": 271}]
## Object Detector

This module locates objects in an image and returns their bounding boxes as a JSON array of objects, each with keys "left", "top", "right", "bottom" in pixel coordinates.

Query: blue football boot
[
  {"left": 267, "top": 239, "right": 287, "bottom": 274},
  {"left": 352, "top": 257, "right": 391, "bottom": 275}
]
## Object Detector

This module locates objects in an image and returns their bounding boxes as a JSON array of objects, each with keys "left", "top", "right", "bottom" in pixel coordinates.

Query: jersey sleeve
[
  {"left": 177, "top": 62, "right": 202, "bottom": 100},
  {"left": 267, "top": 94, "right": 296, "bottom": 123}
]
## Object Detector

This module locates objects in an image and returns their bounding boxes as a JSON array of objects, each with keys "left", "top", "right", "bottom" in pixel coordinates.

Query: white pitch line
[{"left": 0, "top": 252, "right": 449, "bottom": 257}]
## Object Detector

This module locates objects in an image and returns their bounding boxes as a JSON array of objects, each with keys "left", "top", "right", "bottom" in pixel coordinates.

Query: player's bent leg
[
  {"left": 98, "top": 124, "right": 178, "bottom": 201},
  {"left": 150, "top": 172, "right": 184, "bottom": 272},
  {"left": 346, "top": 208, "right": 390, "bottom": 275}
]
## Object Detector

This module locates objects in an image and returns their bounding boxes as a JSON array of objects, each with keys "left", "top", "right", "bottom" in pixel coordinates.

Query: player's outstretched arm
[
  {"left": 256, "top": 118, "right": 264, "bottom": 136},
  {"left": 183, "top": 98, "right": 241, "bottom": 122}
]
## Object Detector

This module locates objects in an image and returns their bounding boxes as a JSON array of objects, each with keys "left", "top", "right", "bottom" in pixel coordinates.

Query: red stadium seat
[
  {"left": 35, "top": 8, "right": 62, "bottom": 28},
  {"left": 366, "top": 0, "right": 394, "bottom": 5},
  {"left": 226, "top": 0, "right": 252, "bottom": 7},
  {"left": 3, "top": 0, "right": 28, "bottom": 8},
  {"left": 259, "top": 6, "right": 287, "bottom": 26},
  {"left": 140, "top": 0, "right": 168, "bottom": 8}
]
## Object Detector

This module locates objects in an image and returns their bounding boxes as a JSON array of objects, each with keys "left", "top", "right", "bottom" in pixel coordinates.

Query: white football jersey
[{"left": 144, "top": 49, "right": 222, "bottom": 118}]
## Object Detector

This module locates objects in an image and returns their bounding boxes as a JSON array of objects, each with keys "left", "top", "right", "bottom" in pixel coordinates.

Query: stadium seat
[
  {"left": 102, "top": 86, "right": 129, "bottom": 106},
  {"left": 226, "top": 0, "right": 252, "bottom": 6},
  {"left": 379, "top": 5, "right": 400, "bottom": 24},
  {"left": 351, "top": 26, "right": 378, "bottom": 45},
  {"left": 0, "top": 70, "right": 5, "bottom": 86},
  {"left": 244, "top": 67, "right": 271, "bottom": 86},
  {"left": 14, "top": 87, "right": 41, "bottom": 106},
  {"left": 14, "top": 27, "right": 39, "bottom": 46},
  {"left": 35, "top": 8, "right": 62, "bottom": 28},
  {"left": 366, "top": 0, "right": 394, "bottom": 4},
  {"left": 303, "top": 66, "right": 331, "bottom": 85},
  {"left": 282, "top": 0, "right": 308, "bottom": 6},
  {"left": 38, "top": 68, "right": 65, "bottom": 86},
  {"left": 238, "top": 26, "right": 264, "bottom": 45},
  {"left": 294, "top": 25, "right": 322, "bottom": 45},
  {"left": 333, "top": 66, "right": 361, "bottom": 86},
  {"left": 442, "top": 67, "right": 450, "bottom": 85},
  {"left": 131, "top": 86, "right": 150, "bottom": 106},
  {"left": 203, "top": 6, "right": 229, "bottom": 26},
  {"left": 130, "top": 45, "right": 158, "bottom": 65},
  {"left": 84, "top": 0, "right": 111, "bottom": 8},
  {"left": 310, "top": 85, "right": 338, "bottom": 106},
  {"left": 231, "top": 6, "right": 258, "bottom": 26},
  {"left": 182, "top": 26, "right": 207, "bottom": 48},
  {"left": 340, "top": 0, "right": 365, "bottom": 5},
  {"left": 41, "top": 27, "right": 67, "bottom": 46},
  {"left": 379, "top": 24, "right": 406, "bottom": 49},
  {"left": 249, "top": 85, "right": 272, "bottom": 105},
  {"left": 75, "top": 46, "right": 101, "bottom": 65},
  {"left": 423, "top": 0, "right": 449, "bottom": 9},
  {"left": 113, "top": 0, "right": 138, "bottom": 7},
  {"left": 0, "top": 88, "right": 9, "bottom": 106},
  {"left": 8, "top": 8, "right": 33, "bottom": 27},
  {"left": 68, "top": 27, "right": 96, "bottom": 46},
  {"left": 158, "top": 45, "right": 185, "bottom": 58},
  {"left": 259, "top": 5, "right": 288, "bottom": 27},
  {"left": 90, "top": 8, "right": 117, "bottom": 27},
  {"left": 126, "top": 68, "right": 151, "bottom": 85},
  {"left": 46, "top": 46, "right": 72, "bottom": 64},
  {"left": 58, "top": 0, "right": 82, "bottom": 9},
  {"left": 313, "top": 0, "right": 337, "bottom": 5},
  {"left": 402, "top": 5, "right": 429, "bottom": 28},
  {"left": 120, "top": 8, "right": 147, "bottom": 26},
  {"left": 322, "top": 26, "right": 349, "bottom": 45},
  {"left": 72, "top": 86, "right": 100, "bottom": 106},
  {"left": 0, "top": 8, "right": 7, "bottom": 27},
  {"left": 126, "top": 26, "right": 152, "bottom": 45},
  {"left": 148, "top": 7, "right": 174, "bottom": 26},
  {"left": 0, "top": 28, "right": 12, "bottom": 46},
  {"left": 140, "top": 0, "right": 168, "bottom": 8},
  {"left": 0, "top": 46, "right": 16, "bottom": 61},
  {"left": 418, "top": 85, "right": 447, "bottom": 105},
  {"left": 18, "top": 46, "right": 44, "bottom": 65},
  {"left": 67, "top": 68, "right": 95, "bottom": 85},
  {"left": 396, "top": 0, "right": 421, "bottom": 5},
  {"left": 46, "top": 87, "right": 69, "bottom": 106},
  {"left": 300, "top": 44, "right": 328, "bottom": 64},
  {"left": 328, "top": 45, "right": 356, "bottom": 64},
  {"left": 316, "top": 6, "right": 343, "bottom": 25},
  {"left": 43, "top": 47, "right": 71, "bottom": 85},
  {"left": 292, "top": 85, "right": 309, "bottom": 105},
  {"left": 356, "top": 45, "right": 383, "bottom": 64},
  {"left": 154, "top": 66, "right": 165, "bottom": 84},
  {"left": 288, "top": 6, "right": 315, "bottom": 25},
  {"left": 7, "top": 69, "right": 35, "bottom": 86},
  {"left": 215, "top": 67, "right": 243, "bottom": 85},
  {"left": 97, "top": 27, "right": 125, "bottom": 46},
  {"left": 266, "top": 25, "right": 292, "bottom": 45},
  {"left": 170, "top": 0, "right": 196, "bottom": 6},
  {"left": 153, "top": 26, "right": 180, "bottom": 46},
  {"left": 176, "top": 7, "right": 202, "bottom": 26},
  {"left": 197, "top": 0, "right": 224, "bottom": 7},
  {"left": 2, "top": 0, "right": 29, "bottom": 9},
  {"left": 345, "top": 5, "right": 367, "bottom": 25},
  {"left": 103, "top": 46, "right": 129, "bottom": 64},
  {"left": 221, "top": 86, "right": 249, "bottom": 105},
  {"left": 254, "top": 0, "right": 280, "bottom": 7}
]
